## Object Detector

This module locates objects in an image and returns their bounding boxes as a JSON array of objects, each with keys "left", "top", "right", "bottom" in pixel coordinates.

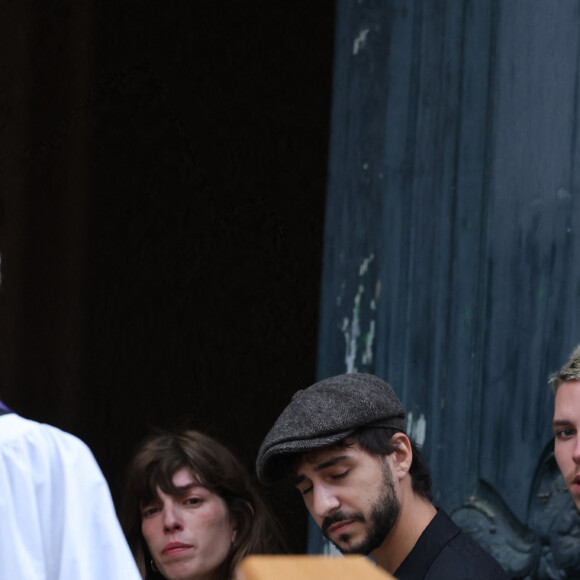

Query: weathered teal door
[{"left": 315, "top": 2, "right": 580, "bottom": 577}]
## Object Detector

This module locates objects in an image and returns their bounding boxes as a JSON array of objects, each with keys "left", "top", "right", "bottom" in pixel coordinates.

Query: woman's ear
[
  {"left": 388, "top": 432, "right": 413, "bottom": 480},
  {"left": 229, "top": 499, "right": 254, "bottom": 545}
]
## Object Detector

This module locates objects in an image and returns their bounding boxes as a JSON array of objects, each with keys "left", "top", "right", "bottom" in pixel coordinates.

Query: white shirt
[{"left": 0, "top": 413, "right": 141, "bottom": 580}]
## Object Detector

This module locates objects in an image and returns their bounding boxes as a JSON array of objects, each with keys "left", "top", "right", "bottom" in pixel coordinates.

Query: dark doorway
[{"left": 0, "top": 1, "right": 336, "bottom": 553}]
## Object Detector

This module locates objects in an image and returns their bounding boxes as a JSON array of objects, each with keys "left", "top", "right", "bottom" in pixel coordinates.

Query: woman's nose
[{"left": 162, "top": 505, "right": 183, "bottom": 532}]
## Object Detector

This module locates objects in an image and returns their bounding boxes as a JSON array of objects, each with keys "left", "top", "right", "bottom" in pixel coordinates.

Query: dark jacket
[{"left": 395, "top": 509, "right": 510, "bottom": 580}]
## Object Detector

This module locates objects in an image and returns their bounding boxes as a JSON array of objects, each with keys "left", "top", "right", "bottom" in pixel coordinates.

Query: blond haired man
[{"left": 551, "top": 344, "right": 580, "bottom": 511}]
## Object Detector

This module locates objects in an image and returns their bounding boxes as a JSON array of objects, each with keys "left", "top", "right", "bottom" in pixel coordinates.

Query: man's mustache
[{"left": 321, "top": 510, "right": 366, "bottom": 537}]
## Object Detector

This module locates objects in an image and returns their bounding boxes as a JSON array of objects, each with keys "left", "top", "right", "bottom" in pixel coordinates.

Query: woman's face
[{"left": 141, "top": 468, "right": 235, "bottom": 580}]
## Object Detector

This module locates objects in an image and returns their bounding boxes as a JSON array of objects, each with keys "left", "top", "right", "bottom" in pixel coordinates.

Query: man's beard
[{"left": 321, "top": 462, "right": 400, "bottom": 555}]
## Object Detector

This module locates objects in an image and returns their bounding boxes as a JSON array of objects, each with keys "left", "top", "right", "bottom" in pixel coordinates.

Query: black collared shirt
[{"left": 395, "top": 509, "right": 509, "bottom": 580}]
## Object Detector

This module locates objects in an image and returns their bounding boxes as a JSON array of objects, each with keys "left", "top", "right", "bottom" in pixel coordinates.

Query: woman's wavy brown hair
[{"left": 121, "top": 430, "right": 285, "bottom": 580}]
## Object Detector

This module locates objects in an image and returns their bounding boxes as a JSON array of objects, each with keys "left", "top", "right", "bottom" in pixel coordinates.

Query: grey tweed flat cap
[{"left": 256, "top": 373, "right": 405, "bottom": 484}]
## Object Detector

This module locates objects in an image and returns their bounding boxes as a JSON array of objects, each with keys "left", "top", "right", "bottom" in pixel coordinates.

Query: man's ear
[{"left": 388, "top": 432, "right": 413, "bottom": 479}]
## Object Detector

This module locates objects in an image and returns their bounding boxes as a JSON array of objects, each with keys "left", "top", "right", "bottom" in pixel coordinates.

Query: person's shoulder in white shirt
[{"left": 0, "top": 411, "right": 141, "bottom": 580}]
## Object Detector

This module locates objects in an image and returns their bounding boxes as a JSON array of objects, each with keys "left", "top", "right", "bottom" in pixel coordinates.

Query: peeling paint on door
[
  {"left": 340, "top": 253, "right": 379, "bottom": 373},
  {"left": 352, "top": 28, "right": 370, "bottom": 55},
  {"left": 406, "top": 412, "right": 427, "bottom": 448}
]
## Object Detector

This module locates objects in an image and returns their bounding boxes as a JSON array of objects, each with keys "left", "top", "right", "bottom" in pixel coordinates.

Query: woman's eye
[
  {"left": 331, "top": 471, "right": 349, "bottom": 480},
  {"left": 185, "top": 497, "right": 203, "bottom": 506},
  {"left": 142, "top": 506, "right": 159, "bottom": 518}
]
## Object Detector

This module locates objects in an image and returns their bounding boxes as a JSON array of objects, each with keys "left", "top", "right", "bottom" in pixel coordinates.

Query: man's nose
[
  {"left": 573, "top": 437, "right": 580, "bottom": 465},
  {"left": 311, "top": 484, "right": 340, "bottom": 519},
  {"left": 162, "top": 504, "right": 183, "bottom": 532}
]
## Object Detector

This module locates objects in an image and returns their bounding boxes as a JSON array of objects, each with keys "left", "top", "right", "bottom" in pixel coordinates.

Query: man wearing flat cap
[{"left": 256, "top": 373, "right": 508, "bottom": 579}]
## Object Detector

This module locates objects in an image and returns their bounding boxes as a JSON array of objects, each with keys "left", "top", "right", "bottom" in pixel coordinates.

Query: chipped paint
[
  {"left": 352, "top": 28, "right": 370, "bottom": 55},
  {"left": 341, "top": 316, "right": 350, "bottom": 362},
  {"left": 344, "top": 285, "right": 363, "bottom": 373},
  {"left": 362, "top": 319, "right": 375, "bottom": 365},
  {"left": 341, "top": 253, "right": 378, "bottom": 373},
  {"left": 359, "top": 252, "right": 375, "bottom": 276},
  {"left": 406, "top": 412, "right": 427, "bottom": 448}
]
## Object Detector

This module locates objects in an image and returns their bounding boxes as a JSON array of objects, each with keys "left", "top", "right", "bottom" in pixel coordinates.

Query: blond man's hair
[{"left": 550, "top": 344, "right": 580, "bottom": 393}]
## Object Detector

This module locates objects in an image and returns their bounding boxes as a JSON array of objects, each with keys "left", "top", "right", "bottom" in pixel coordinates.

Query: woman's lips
[{"left": 161, "top": 542, "right": 193, "bottom": 556}]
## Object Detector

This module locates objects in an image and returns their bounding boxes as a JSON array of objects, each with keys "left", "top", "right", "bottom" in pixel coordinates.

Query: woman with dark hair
[{"left": 122, "top": 430, "right": 284, "bottom": 580}]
